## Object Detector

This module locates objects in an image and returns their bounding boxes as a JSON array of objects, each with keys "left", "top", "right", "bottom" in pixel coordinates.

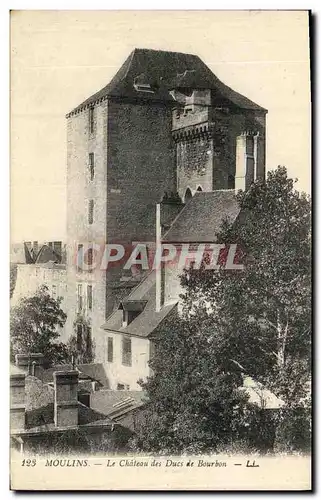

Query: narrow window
[
  {"left": 88, "top": 200, "right": 94, "bottom": 225},
  {"left": 184, "top": 188, "right": 193, "bottom": 203},
  {"left": 88, "top": 153, "right": 95, "bottom": 181},
  {"left": 117, "top": 383, "right": 130, "bottom": 390},
  {"left": 77, "top": 284, "right": 83, "bottom": 313},
  {"left": 87, "top": 246, "right": 93, "bottom": 271},
  {"left": 86, "top": 327, "right": 92, "bottom": 354},
  {"left": 77, "top": 323, "right": 83, "bottom": 351},
  {"left": 89, "top": 107, "right": 94, "bottom": 134},
  {"left": 245, "top": 136, "right": 255, "bottom": 189},
  {"left": 107, "top": 337, "right": 113, "bottom": 363},
  {"left": 52, "top": 285, "right": 57, "bottom": 299},
  {"left": 122, "top": 336, "right": 132, "bottom": 367},
  {"left": 87, "top": 284, "right": 93, "bottom": 311},
  {"left": 77, "top": 243, "right": 84, "bottom": 272}
]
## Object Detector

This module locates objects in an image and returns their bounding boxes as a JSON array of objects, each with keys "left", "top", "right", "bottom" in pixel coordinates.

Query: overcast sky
[{"left": 11, "top": 10, "right": 311, "bottom": 242}]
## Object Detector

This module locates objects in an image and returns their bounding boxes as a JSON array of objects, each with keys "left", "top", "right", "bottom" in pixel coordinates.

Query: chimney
[
  {"left": 155, "top": 193, "right": 184, "bottom": 312},
  {"left": 53, "top": 371, "right": 79, "bottom": 428},
  {"left": 15, "top": 353, "right": 44, "bottom": 380},
  {"left": 10, "top": 373, "right": 26, "bottom": 431}
]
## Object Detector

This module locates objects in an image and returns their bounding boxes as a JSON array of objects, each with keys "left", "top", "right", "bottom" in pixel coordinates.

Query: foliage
[
  {"left": 10, "top": 285, "right": 68, "bottom": 367},
  {"left": 133, "top": 166, "right": 311, "bottom": 454},
  {"left": 180, "top": 166, "right": 311, "bottom": 406},
  {"left": 10, "top": 264, "right": 18, "bottom": 298},
  {"left": 66, "top": 314, "right": 95, "bottom": 364},
  {"left": 132, "top": 312, "right": 254, "bottom": 454}
]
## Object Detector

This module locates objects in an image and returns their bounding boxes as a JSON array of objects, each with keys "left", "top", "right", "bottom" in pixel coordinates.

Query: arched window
[{"left": 184, "top": 188, "right": 193, "bottom": 203}]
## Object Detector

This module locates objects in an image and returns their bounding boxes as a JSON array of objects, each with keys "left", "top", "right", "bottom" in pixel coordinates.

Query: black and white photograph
[{"left": 9, "top": 9, "right": 311, "bottom": 490}]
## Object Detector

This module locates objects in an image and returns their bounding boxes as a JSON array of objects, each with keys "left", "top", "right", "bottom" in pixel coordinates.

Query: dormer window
[
  {"left": 134, "top": 82, "right": 155, "bottom": 93},
  {"left": 120, "top": 300, "right": 147, "bottom": 327},
  {"left": 133, "top": 73, "right": 155, "bottom": 93}
]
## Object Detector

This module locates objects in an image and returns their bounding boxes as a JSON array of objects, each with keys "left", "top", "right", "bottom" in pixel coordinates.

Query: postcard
[{"left": 10, "top": 10, "right": 311, "bottom": 491}]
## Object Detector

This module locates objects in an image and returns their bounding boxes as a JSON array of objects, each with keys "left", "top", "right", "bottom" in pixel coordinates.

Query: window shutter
[
  {"left": 77, "top": 244, "right": 84, "bottom": 272},
  {"left": 122, "top": 336, "right": 132, "bottom": 366},
  {"left": 77, "top": 284, "right": 83, "bottom": 312},
  {"left": 88, "top": 200, "right": 94, "bottom": 224},
  {"left": 89, "top": 153, "right": 95, "bottom": 180},
  {"left": 107, "top": 337, "right": 113, "bottom": 363},
  {"left": 87, "top": 284, "right": 93, "bottom": 311}
]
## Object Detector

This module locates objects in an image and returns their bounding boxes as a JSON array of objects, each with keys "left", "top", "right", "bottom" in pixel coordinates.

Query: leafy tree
[
  {"left": 10, "top": 285, "right": 69, "bottom": 367},
  {"left": 180, "top": 166, "right": 311, "bottom": 405},
  {"left": 133, "top": 312, "right": 254, "bottom": 454},
  {"left": 133, "top": 166, "right": 311, "bottom": 453},
  {"left": 66, "top": 314, "right": 95, "bottom": 364}
]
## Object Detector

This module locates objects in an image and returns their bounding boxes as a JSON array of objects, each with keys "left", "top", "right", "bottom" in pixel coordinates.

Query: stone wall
[
  {"left": 66, "top": 102, "right": 108, "bottom": 352},
  {"left": 106, "top": 99, "right": 176, "bottom": 243}
]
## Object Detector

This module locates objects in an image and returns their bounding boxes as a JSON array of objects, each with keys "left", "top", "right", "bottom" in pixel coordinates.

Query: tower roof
[{"left": 67, "top": 48, "right": 267, "bottom": 116}]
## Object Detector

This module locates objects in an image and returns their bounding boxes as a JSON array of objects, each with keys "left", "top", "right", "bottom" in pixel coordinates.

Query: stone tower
[
  {"left": 170, "top": 70, "right": 267, "bottom": 200},
  {"left": 65, "top": 49, "right": 267, "bottom": 364}
]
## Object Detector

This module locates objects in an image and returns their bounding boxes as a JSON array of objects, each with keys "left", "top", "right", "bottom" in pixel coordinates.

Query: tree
[
  {"left": 180, "top": 166, "right": 311, "bottom": 406},
  {"left": 66, "top": 314, "right": 95, "bottom": 364},
  {"left": 10, "top": 285, "right": 69, "bottom": 367},
  {"left": 132, "top": 312, "right": 253, "bottom": 454},
  {"left": 133, "top": 166, "right": 311, "bottom": 453}
]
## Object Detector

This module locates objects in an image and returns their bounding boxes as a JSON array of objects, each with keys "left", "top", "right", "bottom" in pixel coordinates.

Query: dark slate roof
[
  {"left": 162, "top": 190, "right": 240, "bottom": 243},
  {"left": 101, "top": 271, "right": 177, "bottom": 338},
  {"left": 35, "top": 245, "right": 61, "bottom": 264},
  {"left": 67, "top": 48, "right": 267, "bottom": 116},
  {"left": 77, "top": 363, "right": 109, "bottom": 387},
  {"left": 90, "top": 390, "right": 146, "bottom": 420},
  {"left": 42, "top": 363, "right": 109, "bottom": 387}
]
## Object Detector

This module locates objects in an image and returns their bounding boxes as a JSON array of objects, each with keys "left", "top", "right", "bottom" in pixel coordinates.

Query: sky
[{"left": 10, "top": 10, "right": 311, "bottom": 242}]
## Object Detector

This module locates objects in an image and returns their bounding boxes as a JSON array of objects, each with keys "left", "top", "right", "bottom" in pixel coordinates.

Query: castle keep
[{"left": 63, "top": 48, "right": 267, "bottom": 384}]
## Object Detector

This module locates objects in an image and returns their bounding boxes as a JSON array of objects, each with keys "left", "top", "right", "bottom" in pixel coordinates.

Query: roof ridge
[
  {"left": 126, "top": 270, "right": 155, "bottom": 300},
  {"left": 194, "top": 189, "right": 236, "bottom": 195},
  {"left": 133, "top": 47, "right": 198, "bottom": 57},
  {"left": 122, "top": 49, "right": 136, "bottom": 81},
  {"left": 161, "top": 199, "right": 191, "bottom": 241}
]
